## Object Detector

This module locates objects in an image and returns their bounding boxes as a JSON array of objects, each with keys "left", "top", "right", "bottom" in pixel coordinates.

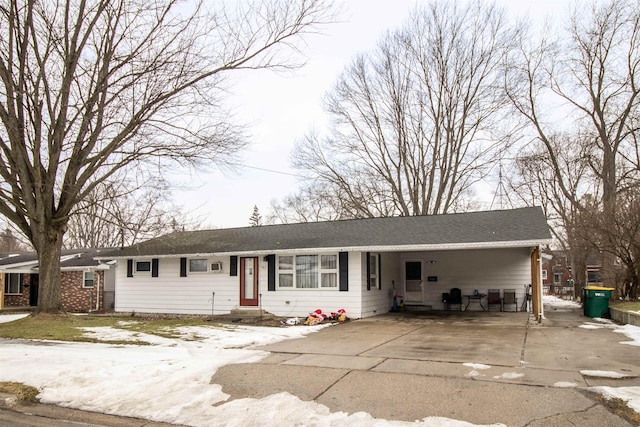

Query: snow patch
[
  {"left": 580, "top": 370, "right": 632, "bottom": 379},
  {"left": 493, "top": 372, "right": 524, "bottom": 380},
  {"left": 463, "top": 363, "right": 491, "bottom": 370},
  {"left": 553, "top": 382, "right": 577, "bottom": 388},
  {"left": 0, "top": 313, "right": 29, "bottom": 323}
]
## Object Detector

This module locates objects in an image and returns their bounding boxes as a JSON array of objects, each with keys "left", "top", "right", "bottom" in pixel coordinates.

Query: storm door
[
  {"left": 403, "top": 260, "right": 423, "bottom": 303},
  {"left": 240, "top": 257, "right": 259, "bottom": 306}
]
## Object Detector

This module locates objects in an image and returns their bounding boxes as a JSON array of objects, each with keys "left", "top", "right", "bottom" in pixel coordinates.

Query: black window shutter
[
  {"left": 180, "top": 257, "right": 187, "bottom": 277},
  {"left": 230, "top": 256, "right": 238, "bottom": 277},
  {"left": 339, "top": 252, "right": 349, "bottom": 292},
  {"left": 151, "top": 258, "right": 159, "bottom": 277},
  {"left": 267, "top": 254, "right": 276, "bottom": 291},
  {"left": 127, "top": 259, "right": 133, "bottom": 277},
  {"left": 366, "top": 252, "right": 371, "bottom": 290},
  {"left": 378, "top": 253, "right": 382, "bottom": 289}
]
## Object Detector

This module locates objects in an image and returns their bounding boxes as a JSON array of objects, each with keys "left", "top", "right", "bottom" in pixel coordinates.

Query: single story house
[
  {"left": 102, "top": 207, "right": 552, "bottom": 321},
  {"left": 0, "top": 249, "right": 115, "bottom": 312}
]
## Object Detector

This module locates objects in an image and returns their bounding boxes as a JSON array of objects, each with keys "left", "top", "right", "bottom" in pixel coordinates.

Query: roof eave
[{"left": 102, "top": 239, "right": 552, "bottom": 258}]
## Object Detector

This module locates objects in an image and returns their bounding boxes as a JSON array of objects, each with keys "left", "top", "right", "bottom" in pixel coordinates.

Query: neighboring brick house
[
  {"left": 0, "top": 249, "right": 114, "bottom": 312},
  {"left": 541, "top": 250, "right": 605, "bottom": 298},
  {"left": 542, "top": 251, "right": 573, "bottom": 292}
]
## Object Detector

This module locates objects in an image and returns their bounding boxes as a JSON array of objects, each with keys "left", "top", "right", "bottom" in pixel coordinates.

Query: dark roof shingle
[{"left": 107, "top": 207, "right": 551, "bottom": 257}]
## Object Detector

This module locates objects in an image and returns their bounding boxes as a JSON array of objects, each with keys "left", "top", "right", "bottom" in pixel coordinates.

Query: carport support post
[{"left": 531, "top": 246, "right": 542, "bottom": 322}]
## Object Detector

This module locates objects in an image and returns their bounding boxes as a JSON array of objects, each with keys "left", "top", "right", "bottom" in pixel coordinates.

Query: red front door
[{"left": 240, "top": 257, "right": 259, "bottom": 306}]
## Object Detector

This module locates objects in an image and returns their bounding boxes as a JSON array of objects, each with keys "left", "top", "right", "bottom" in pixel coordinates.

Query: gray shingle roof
[
  {"left": 106, "top": 207, "right": 551, "bottom": 258},
  {"left": 0, "top": 248, "right": 114, "bottom": 268}
]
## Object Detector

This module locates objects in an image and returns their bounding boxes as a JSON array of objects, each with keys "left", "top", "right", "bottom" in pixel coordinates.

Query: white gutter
[{"left": 99, "top": 239, "right": 552, "bottom": 260}]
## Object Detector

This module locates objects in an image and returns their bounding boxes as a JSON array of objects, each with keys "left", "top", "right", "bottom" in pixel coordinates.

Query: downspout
[
  {"left": 96, "top": 270, "right": 101, "bottom": 312},
  {"left": 538, "top": 247, "right": 544, "bottom": 321}
]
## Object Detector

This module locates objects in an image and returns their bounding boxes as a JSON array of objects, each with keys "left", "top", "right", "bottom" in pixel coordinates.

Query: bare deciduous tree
[
  {"left": 506, "top": 0, "right": 640, "bottom": 290},
  {"left": 0, "top": 0, "right": 334, "bottom": 313},
  {"left": 64, "top": 177, "right": 189, "bottom": 249},
  {"left": 0, "top": 223, "right": 28, "bottom": 252},
  {"left": 507, "top": 140, "right": 597, "bottom": 293},
  {"left": 291, "top": 0, "right": 518, "bottom": 218},
  {"left": 267, "top": 182, "right": 346, "bottom": 224}
]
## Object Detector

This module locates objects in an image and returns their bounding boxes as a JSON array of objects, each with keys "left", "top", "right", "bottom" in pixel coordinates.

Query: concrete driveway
[{"left": 211, "top": 306, "right": 640, "bottom": 426}]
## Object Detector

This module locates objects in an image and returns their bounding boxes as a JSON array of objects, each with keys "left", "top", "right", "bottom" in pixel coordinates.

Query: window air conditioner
[{"left": 211, "top": 262, "right": 223, "bottom": 272}]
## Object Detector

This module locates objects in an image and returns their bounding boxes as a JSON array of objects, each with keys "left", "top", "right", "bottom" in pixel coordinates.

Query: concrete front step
[{"left": 230, "top": 309, "right": 272, "bottom": 317}]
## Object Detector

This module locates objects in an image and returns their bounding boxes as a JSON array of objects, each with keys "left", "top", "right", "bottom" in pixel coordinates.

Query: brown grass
[
  {"left": 588, "top": 392, "right": 640, "bottom": 425},
  {"left": 0, "top": 382, "right": 39, "bottom": 403}
]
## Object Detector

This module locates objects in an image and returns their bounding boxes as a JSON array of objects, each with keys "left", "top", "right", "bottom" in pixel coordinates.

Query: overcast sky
[{"left": 171, "top": 0, "right": 578, "bottom": 229}]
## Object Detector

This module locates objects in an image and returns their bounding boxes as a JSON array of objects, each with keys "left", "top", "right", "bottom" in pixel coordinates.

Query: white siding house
[{"left": 103, "top": 207, "right": 552, "bottom": 321}]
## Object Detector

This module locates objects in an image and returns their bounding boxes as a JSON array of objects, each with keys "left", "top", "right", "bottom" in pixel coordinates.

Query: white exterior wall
[
  {"left": 115, "top": 252, "right": 366, "bottom": 318},
  {"left": 114, "top": 247, "right": 533, "bottom": 317},
  {"left": 115, "top": 256, "right": 237, "bottom": 315},
  {"left": 360, "top": 252, "right": 401, "bottom": 318},
  {"left": 398, "top": 248, "right": 532, "bottom": 310},
  {"left": 262, "top": 252, "right": 363, "bottom": 318}
]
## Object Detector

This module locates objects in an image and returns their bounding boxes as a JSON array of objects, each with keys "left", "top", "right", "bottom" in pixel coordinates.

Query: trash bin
[{"left": 583, "top": 286, "right": 615, "bottom": 318}]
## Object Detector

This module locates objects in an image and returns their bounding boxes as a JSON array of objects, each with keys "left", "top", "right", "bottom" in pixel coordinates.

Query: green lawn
[{"left": 0, "top": 313, "right": 222, "bottom": 344}]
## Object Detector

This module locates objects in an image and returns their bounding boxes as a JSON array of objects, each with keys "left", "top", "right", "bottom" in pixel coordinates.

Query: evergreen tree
[{"left": 249, "top": 205, "right": 262, "bottom": 227}]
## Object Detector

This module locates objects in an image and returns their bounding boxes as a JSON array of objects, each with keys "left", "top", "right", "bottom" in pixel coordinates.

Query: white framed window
[
  {"left": 278, "top": 256, "right": 294, "bottom": 288},
  {"left": 4, "top": 273, "right": 21, "bottom": 294},
  {"left": 189, "top": 258, "right": 208, "bottom": 273},
  {"left": 542, "top": 270, "right": 548, "bottom": 280},
  {"left": 320, "top": 255, "right": 337, "bottom": 288},
  {"left": 277, "top": 254, "right": 338, "bottom": 289},
  {"left": 135, "top": 261, "right": 151, "bottom": 273},
  {"left": 369, "top": 253, "right": 380, "bottom": 290},
  {"left": 554, "top": 273, "right": 562, "bottom": 284},
  {"left": 83, "top": 271, "right": 95, "bottom": 288}
]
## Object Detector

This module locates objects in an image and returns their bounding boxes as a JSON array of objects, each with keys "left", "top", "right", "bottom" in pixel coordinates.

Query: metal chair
[
  {"left": 503, "top": 289, "right": 518, "bottom": 312},
  {"left": 487, "top": 289, "right": 502, "bottom": 311},
  {"left": 449, "top": 288, "right": 462, "bottom": 311}
]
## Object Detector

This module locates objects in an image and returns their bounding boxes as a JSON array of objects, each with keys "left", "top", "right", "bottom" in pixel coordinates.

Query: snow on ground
[
  {"left": 0, "top": 313, "right": 29, "bottom": 323},
  {"left": 542, "top": 296, "right": 640, "bottom": 414},
  {"left": 543, "top": 295, "right": 581, "bottom": 310},
  {"left": 581, "top": 370, "right": 634, "bottom": 379},
  {"left": 2, "top": 306, "right": 640, "bottom": 426},
  {"left": 0, "top": 315, "right": 502, "bottom": 427},
  {"left": 571, "top": 315, "right": 640, "bottom": 414}
]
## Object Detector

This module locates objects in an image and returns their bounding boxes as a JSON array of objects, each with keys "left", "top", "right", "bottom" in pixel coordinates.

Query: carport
[{"left": 371, "top": 244, "right": 545, "bottom": 321}]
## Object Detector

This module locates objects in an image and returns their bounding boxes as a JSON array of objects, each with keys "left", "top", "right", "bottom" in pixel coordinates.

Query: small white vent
[{"left": 211, "top": 262, "right": 223, "bottom": 272}]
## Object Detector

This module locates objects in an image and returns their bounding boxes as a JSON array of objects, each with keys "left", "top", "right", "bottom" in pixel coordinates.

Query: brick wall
[
  {"left": 3, "top": 270, "right": 105, "bottom": 313},
  {"left": 60, "top": 271, "right": 105, "bottom": 313},
  {"left": 3, "top": 273, "right": 31, "bottom": 307}
]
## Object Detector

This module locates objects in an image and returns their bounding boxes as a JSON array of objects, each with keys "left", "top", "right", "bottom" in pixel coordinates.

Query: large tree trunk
[{"left": 34, "top": 228, "right": 64, "bottom": 313}]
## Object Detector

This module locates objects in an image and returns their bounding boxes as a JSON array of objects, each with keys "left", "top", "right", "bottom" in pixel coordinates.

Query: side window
[
  {"left": 278, "top": 256, "right": 294, "bottom": 288},
  {"left": 136, "top": 261, "right": 151, "bottom": 273},
  {"left": 83, "top": 271, "right": 95, "bottom": 288},
  {"left": 189, "top": 259, "right": 208, "bottom": 273},
  {"left": 4, "top": 273, "right": 21, "bottom": 294},
  {"left": 320, "top": 255, "right": 337, "bottom": 288},
  {"left": 369, "top": 253, "right": 379, "bottom": 290}
]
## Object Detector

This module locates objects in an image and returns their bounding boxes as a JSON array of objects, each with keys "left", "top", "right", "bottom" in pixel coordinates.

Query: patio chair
[
  {"left": 487, "top": 289, "right": 502, "bottom": 311},
  {"left": 448, "top": 288, "right": 462, "bottom": 311},
  {"left": 503, "top": 289, "right": 518, "bottom": 312}
]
